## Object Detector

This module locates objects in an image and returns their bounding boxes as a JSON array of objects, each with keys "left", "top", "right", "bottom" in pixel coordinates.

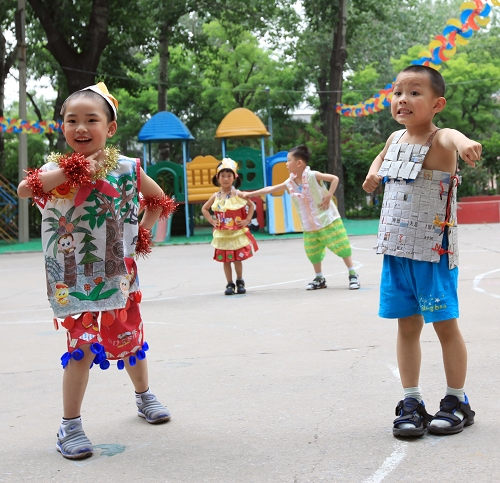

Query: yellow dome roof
[{"left": 215, "top": 108, "right": 270, "bottom": 139}]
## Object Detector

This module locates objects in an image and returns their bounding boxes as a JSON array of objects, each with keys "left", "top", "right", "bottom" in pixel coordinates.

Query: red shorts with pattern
[{"left": 65, "top": 294, "right": 144, "bottom": 360}]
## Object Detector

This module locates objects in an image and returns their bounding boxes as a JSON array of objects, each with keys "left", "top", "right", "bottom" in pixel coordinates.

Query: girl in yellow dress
[{"left": 202, "top": 158, "right": 258, "bottom": 295}]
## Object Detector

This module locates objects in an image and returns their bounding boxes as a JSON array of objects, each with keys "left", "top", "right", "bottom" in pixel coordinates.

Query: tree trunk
[
  {"left": 27, "top": 0, "right": 110, "bottom": 93},
  {"left": 63, "top": 251, "right": 77, "bottom": 287},
  {"left": 0, "top": 28, "right": 18, "bottom": 172},
  {"left": 326, "top": 0, "right": 348, "bottom": 217},
  {"left": 84, "top": 263, "right": 93, "bottom": 277},
  {"left": 158, "top": 22, "right": 170, "bottom": 160},
  {"left": 104, "top": 217, "right": 127, "bottom": 278}
]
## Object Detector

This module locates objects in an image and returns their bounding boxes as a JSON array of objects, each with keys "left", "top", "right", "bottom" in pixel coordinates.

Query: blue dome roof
[{"left": 138, "top": 111, "right": 194, "bottom": 142}]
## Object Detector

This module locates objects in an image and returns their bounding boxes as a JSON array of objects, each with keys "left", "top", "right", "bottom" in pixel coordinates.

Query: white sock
[
  {"left": 398, "top": 387, "right": 423, "bottom": 430},
  {"left": 135, "top": 387, "right": 151, "bottom": 404},
  {"left": 404, "top": 386, "right": 422, "bottom": 402},
  {"left": 429, "top": 386, "right": 465, "bottom": 428},
  {"left": 315, "top": 272, "right": 323, "bottom": 278},
  {"left": 347, "top": 266, "right": 356, "bottom": 275},
  {"left": 59, "top": 416, "right": 81, "bottom": 435}
]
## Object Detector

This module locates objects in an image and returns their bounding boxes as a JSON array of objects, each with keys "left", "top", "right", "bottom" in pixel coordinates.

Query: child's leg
[
  {"left": 428, "top": 318, "right": 474, "bottom": 433},
  {"left": 432, "top": 318, "right": 467, "bottom": 389},
  {"left": 397, "top": 315, "right": 424, "bottom": 388},
  {"left": 234, "top": 261, "right": 243, "bottom": 280},
  {"left": 125, "top": 357, "right": 149, "bottom": 393},
  {"left": 62, "top": 344, "right": 94, "bottom": 418},
  {"left": 312, "top": 262, "right": 322, "bottom": 275},
  {"left": 125, "top": 357, "right": 171, "bottom": 424},
  {"left": 392, "top": 315, "right": 432, "bottom": 437},
  {"left": 58, "top": 344, "right": 94, "bottom": 459},
  {"left": 223, "top": 262, "right": 233, "bottom": 282}
]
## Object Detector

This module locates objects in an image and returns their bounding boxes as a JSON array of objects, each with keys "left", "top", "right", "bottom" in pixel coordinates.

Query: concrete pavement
[{"left": 1, "top": 223, "right": 499, "bottom": 482}]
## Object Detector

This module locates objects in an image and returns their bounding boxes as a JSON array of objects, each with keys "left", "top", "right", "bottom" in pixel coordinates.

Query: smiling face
[
  {"left": 391, "top": 71, "right": 445, "bottom": 128},
  {"left": 61, "top": 96, "right": 117, "bottom": 157},
  {"left": 217, "top": 169, "right": 236, "bottom": 189}
]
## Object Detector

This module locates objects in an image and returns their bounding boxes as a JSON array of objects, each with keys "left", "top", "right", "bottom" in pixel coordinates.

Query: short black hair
[
  {"left": 212, "top": 167, "right": 242, "bottom": 188},
  {"left": 60, "top": 90, "right": 115, "bottom": 123},
  {"left": 289, "top": 145, "right": 311, "bottom": 164},
  {"left": 400, "top": 65, "right": 446, "bottom": 97}
]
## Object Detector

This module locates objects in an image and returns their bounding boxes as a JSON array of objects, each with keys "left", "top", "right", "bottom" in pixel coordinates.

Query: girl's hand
[
  {"left": 363, "top": 174, "right": 382, "bottom": 193},
  {"left": 319, "top": 194, "right": 332, "bottom": 210},
  {"left": 87, "top": 150, "right": 102, "bottom": 177},
  {"left": 210, "top": 218, "right": 219, "bottom": 228},
  {"left": 236, "top": 218, "right": 250, "bottom": 228}
]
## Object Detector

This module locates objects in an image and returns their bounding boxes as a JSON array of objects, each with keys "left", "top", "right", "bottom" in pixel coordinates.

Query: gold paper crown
[
  {"left": 217, "top": 158, "right": 238, "bottom": 174},
  {"left": 80, "top": 82, "right": 118, "bottom": 120}
]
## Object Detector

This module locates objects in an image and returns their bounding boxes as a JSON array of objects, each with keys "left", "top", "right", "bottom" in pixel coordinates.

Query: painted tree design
[
  {"left": 44, "top": 255, "right": 64, "bottom": 297},
  {"left": 43, "top": 206, "right": 91, "bottom": 287},
  {"left": 78, "top": 233, "right": 103, "bottom": 277},
  {"left": 81, "top": 172, "right": 136, "bottom": 278}
]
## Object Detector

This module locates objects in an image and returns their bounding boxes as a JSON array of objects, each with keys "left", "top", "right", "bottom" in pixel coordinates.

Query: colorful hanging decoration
[
  {"left": 0, "top": 117, "right": 61, "bottom": 134},
  {"left": 336, "top": 0, "right": 500, "bottom": 117}
]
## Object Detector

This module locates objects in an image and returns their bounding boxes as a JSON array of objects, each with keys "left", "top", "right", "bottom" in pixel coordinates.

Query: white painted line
[
  {"left": 0, "top": 263, "right": 364, "bottom": 320},
  {"left": 386, "top": 363, "right": 401, "bottom": 381},
  {"left": 362, "top": 441, "right": 407, "bottom": 483},
  {"left": 472, "top": 268, "right": 500, "bottom": 299}
]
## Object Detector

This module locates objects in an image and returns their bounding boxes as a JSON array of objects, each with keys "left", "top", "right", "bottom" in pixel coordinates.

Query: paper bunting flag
[
  {"left": 336, "top": 0, "right": 500, "bottom": 117},
  {"left": 0, "top": 117, "right": 62, "bottom": 134}
]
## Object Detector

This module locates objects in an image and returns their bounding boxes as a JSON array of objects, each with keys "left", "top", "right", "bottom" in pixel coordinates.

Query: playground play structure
[
  {"left": 2, "top": 0, "right": 500, "bottom": 242},
  {"left": 137, "top": 107, "right": 304, "bottom": 240}
]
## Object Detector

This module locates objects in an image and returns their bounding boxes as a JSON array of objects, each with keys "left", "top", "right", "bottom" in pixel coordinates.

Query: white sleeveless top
[
  {"left": 38, "top": 155, "right": 140, "bottom": 318},
  {"left": 375, "top": 130, "right": 460, "bottom": 269},
  {"left": 286, "top": 166, "right": 340, "bottom": 232}
]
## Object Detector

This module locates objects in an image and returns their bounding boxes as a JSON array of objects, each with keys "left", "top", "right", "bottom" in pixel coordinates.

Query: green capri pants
[{"left": 303, "top": 218, "right": 352, "bottom": 264}]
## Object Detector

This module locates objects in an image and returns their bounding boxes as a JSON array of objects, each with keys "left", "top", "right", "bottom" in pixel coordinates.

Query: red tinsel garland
[
  {"left": 59, "top": 152, "right": 91, "bottom": 187},
  {"left": 24, "top": 167, "right": 53, "bottom": 204},
  {"left": 135, "top": 227, "right": 153, "bottom": 258},
  {"left": 140, "top": 194, "right": 178, "bottom": 220}
]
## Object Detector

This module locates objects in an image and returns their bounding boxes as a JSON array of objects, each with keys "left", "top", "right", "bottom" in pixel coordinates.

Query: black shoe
[
  {"left": 306, "top": 276, "right": 327, "bottom": 290},
  {"left": 236, "top": 279, "right": 246, "bottom": 294},
  {"left": 225, "top": 282, "right": 235, "bottom": 295}
]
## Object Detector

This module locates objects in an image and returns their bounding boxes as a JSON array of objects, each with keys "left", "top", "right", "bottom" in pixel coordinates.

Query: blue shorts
[{"left": 379, "top": 254, "right": 459, "bottom": 323}]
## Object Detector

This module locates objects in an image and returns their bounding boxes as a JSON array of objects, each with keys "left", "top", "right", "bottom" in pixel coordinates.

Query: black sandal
[
  {"left": 427, "top": 395, "right": 475, "bottom": 435},
  {"left": 224, "top": 282, "right": 235, "bottom": 295},
  {"left": 393, "top": 398, "right": 432, "bottom": 437}
]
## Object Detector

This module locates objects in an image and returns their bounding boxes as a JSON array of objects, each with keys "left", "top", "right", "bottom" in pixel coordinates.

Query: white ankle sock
[
  {"left": 403, "top": 386, "right": 423, "bottom": 402},
  {"left": 135, "top": 387, "right": 151, "bottom": 404},
  {"left": 429, "top": 386, "right": 465, "bottom": 428},
  {"left": 315, "top": 272, "right": 323, "bottom": 278},
  {"left": 61, "top": 416, "right": 81, "bottom": 425}
]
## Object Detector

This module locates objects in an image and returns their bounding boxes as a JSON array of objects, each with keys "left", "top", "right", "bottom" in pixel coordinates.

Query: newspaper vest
[{"left": 375, "top": 130, "right": 459, "bottom": 269}]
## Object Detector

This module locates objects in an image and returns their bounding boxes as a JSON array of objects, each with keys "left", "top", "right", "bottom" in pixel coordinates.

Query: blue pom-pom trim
[
  {"left": 72, "top": 348, "right": 84, "bottom": 361},
  {"left": 60, "top": 343, "right": 109, "bottom": 370},
  {"left": 117, "top": 360, "right": 125, "bottom": 370},
  {"left": 142, "top": 341, "right": 149, "bottom": 351},
  {"left": 129, "top": 355, "right": 137, "bottom": 366}
]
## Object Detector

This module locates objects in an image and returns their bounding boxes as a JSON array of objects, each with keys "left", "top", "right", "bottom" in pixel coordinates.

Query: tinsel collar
[{"left": 47, "top": 146, "right": 120, "bottom": 182}]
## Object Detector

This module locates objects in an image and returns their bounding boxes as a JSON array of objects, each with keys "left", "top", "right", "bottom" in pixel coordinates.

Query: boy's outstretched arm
[
  {"left": 241, "top": 182, "right": 288, "bottom": 199},
  {"left": 438, "top": 129, "right": 482, "bottom": 167},
  {"left": 362, "top": 133, "right": 396, "bottom": 193}
]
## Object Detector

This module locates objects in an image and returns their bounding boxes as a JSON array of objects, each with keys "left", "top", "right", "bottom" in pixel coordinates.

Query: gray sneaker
[
  {"left": 136, "top": 392, "right": 171, "bottom": 424},
  {"left": 56, "top": 420, "right": 93, "bottom": 459},
  {"left": 349, "top": 273, "right": 360, "bottom": 290}
]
